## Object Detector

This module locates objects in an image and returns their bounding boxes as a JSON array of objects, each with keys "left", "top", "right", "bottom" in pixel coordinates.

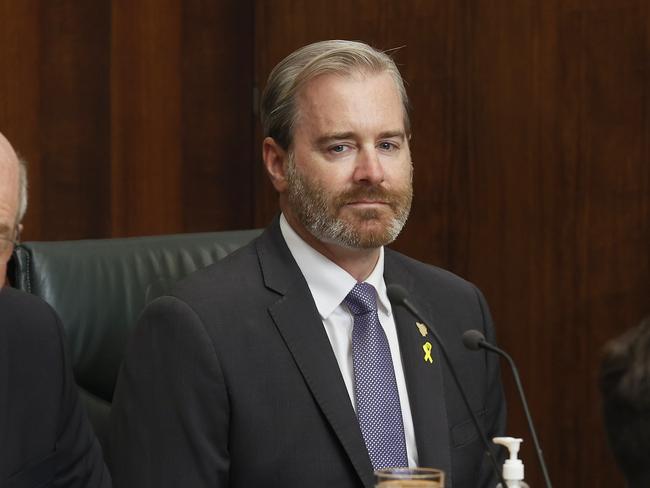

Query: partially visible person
[
  {"left": 0, "top": 133, "right": 23, "bottom": 287},
  {"left": 0, "top": 131, "right": 111, "bottom": 487},
  {"left": 600, "top": 316, "right": 650, "bottom": 488}
]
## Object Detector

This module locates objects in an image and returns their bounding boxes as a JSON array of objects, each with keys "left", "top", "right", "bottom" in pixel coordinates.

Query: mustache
[{"left": 333, "top": 185, "right": 408, "bottom": 207}]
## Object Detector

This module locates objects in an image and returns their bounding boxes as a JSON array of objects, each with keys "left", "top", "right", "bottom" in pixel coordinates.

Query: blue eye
[
  {"left": 331, "top": 145, "right": 346, "bottom": 153},
  {"left": 379, "top": 142, "right": 396, "bottom": 151}
]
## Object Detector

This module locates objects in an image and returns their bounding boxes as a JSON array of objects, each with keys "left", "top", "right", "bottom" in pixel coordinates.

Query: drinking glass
[{"left": 375, "top": 467, "right": 444, "bottom": 487}]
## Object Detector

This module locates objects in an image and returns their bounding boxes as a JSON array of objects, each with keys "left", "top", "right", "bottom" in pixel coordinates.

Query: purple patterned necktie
[{"left": 344, "top": 282, "right": 408, "bottom": 469}]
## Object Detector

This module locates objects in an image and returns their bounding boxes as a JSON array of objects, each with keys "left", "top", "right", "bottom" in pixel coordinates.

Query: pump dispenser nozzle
[{"left": 493, "top": 437, "right": 528, "bottom": 487}]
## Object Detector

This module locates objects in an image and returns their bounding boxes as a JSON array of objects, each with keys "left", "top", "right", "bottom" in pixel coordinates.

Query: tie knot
[{"left": 344, "top": 282, "right": 378, "bottom": 316}]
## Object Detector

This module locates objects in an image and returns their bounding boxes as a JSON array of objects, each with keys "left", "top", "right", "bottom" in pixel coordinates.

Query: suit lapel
[
  {"left": 256, "top": 220, "right": 375, "bottom": 488},
  {"left": 385, "top": 255, "right": 453, "bottom": 484}
]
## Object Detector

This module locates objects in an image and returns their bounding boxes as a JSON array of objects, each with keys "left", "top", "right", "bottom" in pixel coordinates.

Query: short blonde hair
[{"left": 260, "top": 40, "right": 410, "bottom": 150}]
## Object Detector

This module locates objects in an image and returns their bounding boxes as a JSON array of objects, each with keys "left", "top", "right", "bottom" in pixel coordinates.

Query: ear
[{"left": 262, "top": 137, "right": 289, "bottom": 192}]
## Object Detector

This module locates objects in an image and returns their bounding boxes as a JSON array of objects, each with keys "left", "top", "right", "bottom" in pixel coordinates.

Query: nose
[{"left": 353, "top": 147, "right": 384, "bottom": 185}]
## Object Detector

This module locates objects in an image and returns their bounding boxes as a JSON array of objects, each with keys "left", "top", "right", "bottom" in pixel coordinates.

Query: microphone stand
[
  {"left": 388, "top": 286, "right": 507, "bottom": 487},
  {"left": 471, "top": 335, "right": 552, "bottom": 488}
]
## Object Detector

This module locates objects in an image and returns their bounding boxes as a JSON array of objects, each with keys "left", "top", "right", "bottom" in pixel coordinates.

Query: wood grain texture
[
  {"left": 0, "top": 0, "right": 254, "bottom": 239},
  {"left": 0, "top": 0, "right": 42, "bottom": 236},
  {"left": 181, "top": 0, "right": 254, "bottom": 232},
  {"left": 110, "top": 0, "right": 184, "bottom": 236},
  {"left": 462, "top": 2, "right": 649, "bottom": 485},
  {"left": 111, "top": 0, "right": 254, "bottom": 236},
  {"left": 0, "top": 0, "right": 111, "bottom": 240}
]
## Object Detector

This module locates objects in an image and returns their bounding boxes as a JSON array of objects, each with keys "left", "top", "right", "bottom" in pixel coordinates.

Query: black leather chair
[{"left": 8, "top": 229, "right": 262, "bottom": 449}]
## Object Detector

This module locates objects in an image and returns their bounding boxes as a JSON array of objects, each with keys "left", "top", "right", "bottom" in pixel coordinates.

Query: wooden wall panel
[
  {"left": 1, "top": 0, "right": 254, "bottom": 240},
  {"left": 0, "top": 1, "right": 42, "bottom": 236},
  {"left": 40, "top": 2, "right": 112, "bottom": 239},
  {"left": 463, "top": 1, "right": 649, "bottom": 486},
  {"left": 0, "top": 1, "right": 111, "bottom": 240},
  {"left": 111, "top": 0, "right": 255, "bottom": 236},
  {"left": 110, "top": 0, "right": 188, "bottom": 237},
  {"left": 181, "top": 0, "right": 254, "bottom": 232}
]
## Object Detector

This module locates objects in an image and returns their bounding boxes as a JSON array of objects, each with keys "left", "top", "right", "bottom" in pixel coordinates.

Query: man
[
  {"left": 110, "top": 40, "right": 505, "bottom": 487},
  {"left": 0, "top": 132, "right": 110, "bottom": 487},
  {"left": 0, "top": 134, "right": 24, "bottom": 286},
  {"left": 600, "top": 316, "right": 650, "bottom": 487}
]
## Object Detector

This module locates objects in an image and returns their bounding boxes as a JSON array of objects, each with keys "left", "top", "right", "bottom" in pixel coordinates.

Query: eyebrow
[
  {"left": 315, "top": 130, "right": 406, "bottom": 146},
  {"left": 377, "top": 130, "right": 407, "bottom": 141},
  {"left": 315, "top": 132, "right": 355, "bottom": 146}
]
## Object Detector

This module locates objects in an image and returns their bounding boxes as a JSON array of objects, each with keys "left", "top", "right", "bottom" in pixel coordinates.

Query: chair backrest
[{"left": 9, "top": 229, "right": 262, "bottom": 446}]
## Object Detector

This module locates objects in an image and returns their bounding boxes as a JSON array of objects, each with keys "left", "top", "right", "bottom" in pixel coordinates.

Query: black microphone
[
  {"left": 387, "top": 284, "right": 506, "bottom": 487},
  {"left": 462, "top": 329, "right": 553, "bottom": 488}
]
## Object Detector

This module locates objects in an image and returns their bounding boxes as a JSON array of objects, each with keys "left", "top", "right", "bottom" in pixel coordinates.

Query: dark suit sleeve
[
  {"left": 473, "top": 285, "right": 507, "bottom": 488},
  {"left": 53, "top": 306, "right": 112, "bottom": 488},
  {"left": 109, "top": 296, "right": 230, "bottom": 488}
]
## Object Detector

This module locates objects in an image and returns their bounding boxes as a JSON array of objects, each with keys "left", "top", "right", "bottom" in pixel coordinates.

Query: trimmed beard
[{"left": 285, "top": 153, "right": 413, "bottom": 249}]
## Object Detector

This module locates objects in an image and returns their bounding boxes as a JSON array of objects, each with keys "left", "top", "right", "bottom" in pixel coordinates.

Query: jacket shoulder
[
  {"left": 0, "top": 287, "right": 62, "bottom": 343},
  {"left": 385, "top": 248, "right": 477, "bottom": 293},
  {"left": 169, "top": 238, "right": 262, "bottom": 304}
]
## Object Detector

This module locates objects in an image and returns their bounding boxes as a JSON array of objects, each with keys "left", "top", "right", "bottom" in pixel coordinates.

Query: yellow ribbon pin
[{"left": 423, "top": 341, "right": 433, "bottom": 363}]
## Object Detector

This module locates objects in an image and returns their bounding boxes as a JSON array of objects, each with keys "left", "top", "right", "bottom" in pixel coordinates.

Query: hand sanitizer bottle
[{"left": 493, "top": 437, "right": 530, "bottom": 488}]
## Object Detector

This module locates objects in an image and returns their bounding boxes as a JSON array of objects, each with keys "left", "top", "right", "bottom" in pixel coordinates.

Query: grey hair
[
  {"left": 260, "top": 40, "right": 410, "bottom": 150},
  {"left": 16, "top": 155, "right": 28, "bottom": 224}
]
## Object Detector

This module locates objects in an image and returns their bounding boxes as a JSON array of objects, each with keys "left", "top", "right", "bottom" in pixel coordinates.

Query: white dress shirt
[{"left": 279, "top": 214, "right": 419, "bottom": 467}]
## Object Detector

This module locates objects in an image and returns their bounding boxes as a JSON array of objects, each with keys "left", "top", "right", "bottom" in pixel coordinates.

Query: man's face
[
  {"left": 0, "top": 134, "right": 20, "bottom": 287},
  {"left": 283, "top": 71, "right": 413, "bottom": 249}
]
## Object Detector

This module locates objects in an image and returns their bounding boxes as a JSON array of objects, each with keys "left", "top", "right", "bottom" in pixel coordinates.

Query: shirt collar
[{"left": 279, "top": 213, "right": 391, "bottom": 319}]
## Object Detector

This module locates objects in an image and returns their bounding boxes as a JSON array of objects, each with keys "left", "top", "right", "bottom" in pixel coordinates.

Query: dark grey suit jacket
[
  {"left": 109, "top": 219, "right": 505, "bottom": 488},
  {"left": 0, "top": 287, "right": 111, "bottom": 488}
]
